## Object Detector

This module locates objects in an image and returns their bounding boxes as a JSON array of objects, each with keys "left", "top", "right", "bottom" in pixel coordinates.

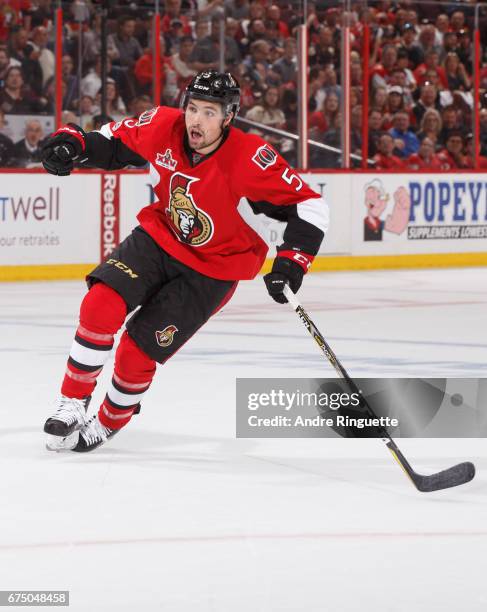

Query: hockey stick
[{"left": 283, "top": 285, "right": 475, "bottom": 492}]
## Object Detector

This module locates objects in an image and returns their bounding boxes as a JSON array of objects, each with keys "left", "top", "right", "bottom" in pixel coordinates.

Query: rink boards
[{"left": 0, "top": 169, "right": 486, "bottom": 280}]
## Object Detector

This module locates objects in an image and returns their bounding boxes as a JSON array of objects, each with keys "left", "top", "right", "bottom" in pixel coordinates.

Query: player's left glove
[
  {"left": 41, "top": 123, "right": 87, "bottom": 176},
  {"left": 264, "top": 249, "right": 314, "bottom": 304}
]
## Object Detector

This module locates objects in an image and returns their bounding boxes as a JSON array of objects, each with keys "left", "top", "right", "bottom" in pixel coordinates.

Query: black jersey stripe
[
  {"left": 75, "top": 334, "right": 113, "bottom": 351},
  {"left": 68, "top": 357, "right": 103, "bottom": 372}
]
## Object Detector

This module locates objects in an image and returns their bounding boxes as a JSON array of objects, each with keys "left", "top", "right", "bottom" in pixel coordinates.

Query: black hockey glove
[
  {"left": 41, "top": 124, "right": 87, "bottom": 176},
  {"left": 264, "top": 255, "right": 306, "bottom": 304}
]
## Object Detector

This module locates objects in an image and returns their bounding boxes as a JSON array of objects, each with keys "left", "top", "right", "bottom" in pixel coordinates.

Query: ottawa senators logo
[
  {"left": 155, "top": 325, "right": 178, "bottom": 347},
  {"left": 165, "top": 173, "right": 213, "bottom": 246},
  {"left": 252, "top": 144, "right": 277, "bottom": 170}
]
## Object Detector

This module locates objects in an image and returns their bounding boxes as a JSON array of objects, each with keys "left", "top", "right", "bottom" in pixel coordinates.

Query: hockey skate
[
  {"left": 44, "top": 395, "right": 91, "bottom": 451},
  {"left": 71, "top": 414, "right": 118, "bottom": 453}
]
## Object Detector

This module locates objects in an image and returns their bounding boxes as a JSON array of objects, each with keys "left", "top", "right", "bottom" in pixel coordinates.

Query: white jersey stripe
[
  {"left": 107, "top": 382, "right": 146, "bottom": 407},
  {"left": 70, "top": 339, "right": 112, "bottom": 368},
  {"left": 296, "top": 196, "right": 329, "bottom": 235}
]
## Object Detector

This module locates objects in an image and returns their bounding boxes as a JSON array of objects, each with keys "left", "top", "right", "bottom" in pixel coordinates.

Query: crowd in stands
[{"left": 0, "top": 0, "right": 486, "bottom": 168}]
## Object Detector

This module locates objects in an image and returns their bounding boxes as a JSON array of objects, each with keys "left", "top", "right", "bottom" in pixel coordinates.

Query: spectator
[
  {"left": 129, "top": 95, "right": 153, "bottom": 118},
  {"left": 61, "top": 110, "right": 78, "bottom": 125},
  {"left": 395, "top": 48, "right": 416, "bottom": 89},
  {"left": 370, "top": 85, "right": 388, "bottom": 114},
  {"left": 242, "top": 0, "right": 266, "bottom": 38},
  {"left": 350, "top": 104, "right": 363, "bottom": 158},
  {"left": 196, "top": 0, "right": 225, "bottom": 20},
  {"left": 190, "top": 16, "right": 241, "bottom": 71},
  {"left": 465, "top": 133, "right": 487, "bottom": 169},
  {"left": 368, "top": 109, "right": 384, "bottom": 156},
  {"left": 246, "top": 18, "right": 267, "bottom": 45},
  {"left": 373, "top": 133, "right": 406, "bottom": 169},
  {"left": 134, "top": 37, "right": 177, "bottom": 101},
  {"left": 398, "top": 22, "right": 423, "bottom": 69},
  {"left": 387, "top": 85, "right": 406, "bottom": 115},
  {"left": 309, "top": 26, "right": 337, "bottom": 68},
  {"left": 245, "top": 85, "right": 286, "bottom": 149},
  {"left": 0, "top": 47, "right": 21, "bottom": 87},
  {"left": 411, "top": 82, "right": 441, "bottom": 126},
  {"left": 389, "top": 68, "right": 413, "bottom": 107},
  {"left": 322, "top": 64, "right": 341, "bottom": 100},
  {"left": 437, "top": 131, "right": 469, "bottom": 169},
  {"left": 370, "top": 43, "right": 397, "bottom": 89},
  {"left": 164, "top": 18, "right": 186, "bottom": 56},
  {"left": 8, "top": 26, "right": 43, "bottom": 94},
  {"left": 225, "top": 18, "right": 243, "bottom": 56},
  {"left": 0, "top": 108, "right": 13, "bottom": 166},
  {"left": 443, "top": 52, "right": 471, "bottom": 92},
  {"left": 450, "top": 11, "right": 466, "bottom": 33},
  {"left": 171, "top": 35, "right": 197, "bottom": 91},
  {"left": 91, "top": 114, "right": 115, "bottom": 131},
  {"left": 434, "top": 14, "right": 449, "bottom": 46},
  {"left": 438, "top": 105, "right": 465, "bottom": 146},
  {"left": 389, "top": 110, "right": 420, "bottom": 158},
  {"left": 281, "top": 87, "right": 297, "bottom": 134},
  {"left": 108, "top": 16, "right": 143, "bottom": 69},
  {"left": 407, "top": 137, "right": 442, "bottom": 170},
  {"left": 80, "top": 13, "right": 119, "bottom": 65},
  {"left": 271, "top": 37, "right": 296, "bottom": 85},
  {"left": 94, "top": 80, "right": 127, "bottom": 122},
  {"left": 441, "top": 32, "right": 458, "bottom": 60},
  {"left": 242, "top": 39, "right": 273, "bottom": 90},
  {"left": 29, "top": 26, "right": 54, "bottom": 87},
  {"left": 235, "top": 65, "right": 256, "bottom": 111},
  {"left": 310, "top": 91, "right": 340, "bottom": 136},
  {"left": 267, "top": 5, "right": 289, "bottom": 38},
  {"left": 12, "top": 119, "right": 44, "bottom": 167},
  {"left": 418, "top": 24, "right": 442, "bottom": 58},
  {"left": 61, "top": 54, "right": 78, "bottom": 110},
  {"left": 29, "top": 0, "right": 54, "bottom": 29},
  {"left": 224, "top": 0, "right": 250, "bottom": 21},
  {"left": 350, "top": 61, "right": 362, "bottom": 88},
  {"left": 81, "top": 56, "right": 122, "bottom": 101},
  {"left": 264, "top": 20, "right": 283, "bottom": 50},
  {"left": 456, "top": 29, "right": 472, "bottom": 74},
  {"left": 308, "top": 66, "right": 326, "bottom": 113},
  {"left": 414, "top": 50, "right": 447, "bottom": 88},
  {"left": 0, "top": 65, "right": 39, "bottom": 113},
  {"left": 161, "top": 0, "right": 192, "bottom": 36},
  {"left": 416, "top": 108, "right": 442, "bottom": 147},
  {"left": 78, "top": 95, "right": 96, "bottom": 131},
  {"left": 0, "top": 104, "right": 14, "bottom": 140},
  {"left": 480, "top": 108, "right": 487, "bottom": 156},
  {"left": 194, "top": 19, "right": 210, "bottom": 42}
]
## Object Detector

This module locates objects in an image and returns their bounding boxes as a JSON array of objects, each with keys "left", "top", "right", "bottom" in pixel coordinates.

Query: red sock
[
  {"left": 61, "top": 283, "right": 127, "bottom": 399},
  {"left": 98, "top": 332, "right": 156, "bottom": 430}
]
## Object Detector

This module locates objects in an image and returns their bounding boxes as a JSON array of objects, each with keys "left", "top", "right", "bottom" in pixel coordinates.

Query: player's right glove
[
  {"left": 264, "top": 249, "right": 313, "bottom": 304},
  {"left": 41, "top": 124, "right": 87, "bottom": 176}
]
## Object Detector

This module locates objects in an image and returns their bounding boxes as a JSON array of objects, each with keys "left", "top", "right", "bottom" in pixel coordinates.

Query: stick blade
[{"left": 413, "top": 461, "right": 476, "bottom": 493}]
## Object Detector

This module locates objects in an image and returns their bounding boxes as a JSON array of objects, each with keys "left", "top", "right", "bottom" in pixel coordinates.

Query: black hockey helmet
[{"left": 181, "top": 70, "right": 240, "bottom": 123}]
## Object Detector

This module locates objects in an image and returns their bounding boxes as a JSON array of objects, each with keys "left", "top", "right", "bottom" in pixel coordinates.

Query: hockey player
[{"left": 41, "top": 70, "right": 329, "bottom": 452}]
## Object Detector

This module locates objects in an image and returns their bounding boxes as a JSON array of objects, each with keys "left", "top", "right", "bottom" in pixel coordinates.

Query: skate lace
[
  {"left": 80, "top": 416, "right": 112, "bottom": 445},
  {"left": 52, "top": 396, "right": 87, "bottom": 425}
]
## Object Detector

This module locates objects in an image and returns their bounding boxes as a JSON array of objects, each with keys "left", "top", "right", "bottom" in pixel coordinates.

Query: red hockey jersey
[{"left": 95, "top": 106, "right": 328, "bottom": 280}]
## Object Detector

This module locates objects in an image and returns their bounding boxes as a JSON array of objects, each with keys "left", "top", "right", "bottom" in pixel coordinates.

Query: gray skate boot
[
  {"left": 71, "top": 414, "right": 118, "bottom": 453},
  {"left": 44, "top": 395, "right": 91, "bottom": 451}
]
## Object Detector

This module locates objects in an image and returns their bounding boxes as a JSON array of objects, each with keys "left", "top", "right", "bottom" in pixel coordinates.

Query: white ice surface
[{"left": 1, "top": 268, "right": 487, "bottom": 611}]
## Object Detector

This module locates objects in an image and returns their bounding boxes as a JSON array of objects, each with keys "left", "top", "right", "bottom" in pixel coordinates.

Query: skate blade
[{"left": 45, "top": 431, "right": 79, "bottom": 452}]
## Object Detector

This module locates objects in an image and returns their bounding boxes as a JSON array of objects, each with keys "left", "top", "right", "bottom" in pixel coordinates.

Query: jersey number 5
[{"left": 282, "top": 168, "right": 303, "bottom": 191}]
